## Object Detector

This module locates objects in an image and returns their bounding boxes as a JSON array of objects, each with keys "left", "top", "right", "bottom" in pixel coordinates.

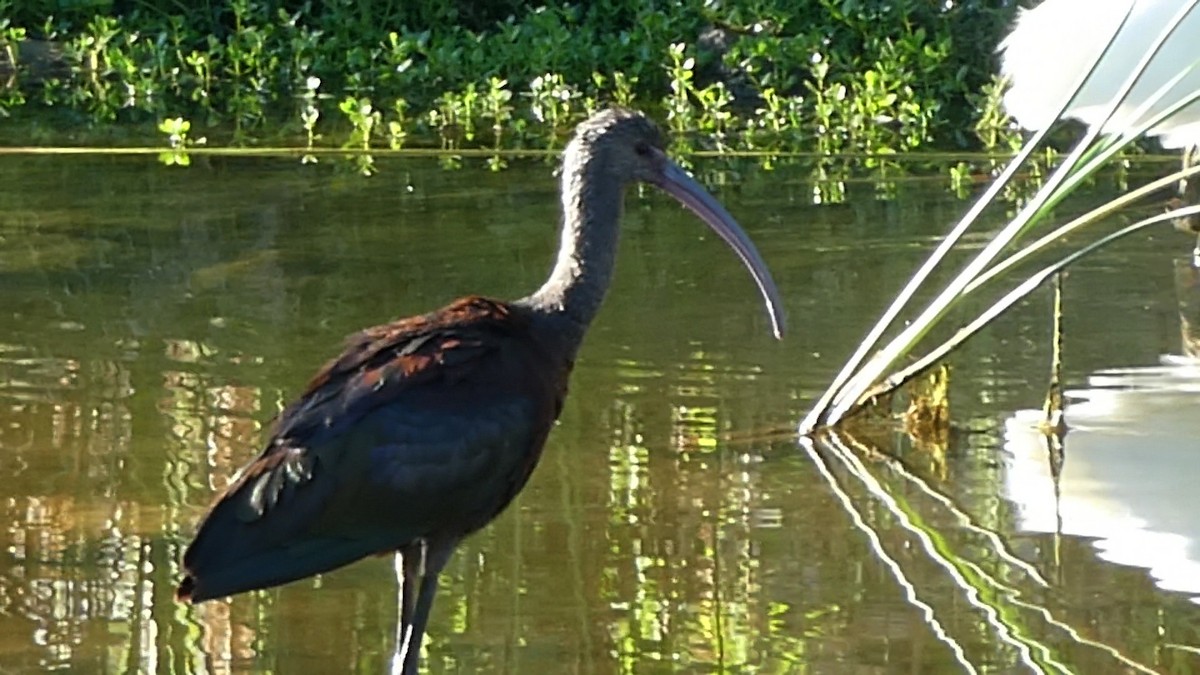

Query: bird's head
[
  {"left": 565, "top": 108, "right": 786, "bottom": 340},
  {"left": 566, "top": 108, "right": 669, "bottom": 184}
]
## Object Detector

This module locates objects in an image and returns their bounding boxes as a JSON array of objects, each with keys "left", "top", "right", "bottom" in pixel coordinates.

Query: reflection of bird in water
[
  {"left": 999, "top": 0, "right": 1200, "bottom": 261},
  {"left": 174, "top": 108, "right": 785, "bottom": 675}
]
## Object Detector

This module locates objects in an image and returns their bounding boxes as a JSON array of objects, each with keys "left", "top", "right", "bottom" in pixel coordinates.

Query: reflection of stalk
[
  {"left": 799, "top": 436, "right": 977, "bottom": 674},
  {"left": 805, "top": 432, "right": 1160, "bottom": 674},
  {"left": 124, "top": 540, "right": 151, "bottom": 672},
  {"left": 827, "top": 432, "right": 1059, "bottom": 673},
  {"left": 556, "top": 444, "right": 594, "bottom": 672},
  {"left": 1183, "top": 316, "right": 1200, "bottom": 359},
  {"left": 1040, "top": 273, "right": 1067, "bottom": 485},
  {"left": 835, "top": 432, "right": 1049, "bottom": 585},
  {"left": 510, "top": 494, "right": 523, "bottom": 673},
  {"left": 709, "top": 474, "right": 726, "bottom": 671}
]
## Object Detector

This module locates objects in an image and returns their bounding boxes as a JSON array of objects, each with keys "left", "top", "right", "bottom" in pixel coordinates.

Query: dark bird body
[
  {"left": 177, "top": 297, "right": 569, "bottom": 601},
  {"left": 176, "top": 108, "right": 784, "bottom": 674}
]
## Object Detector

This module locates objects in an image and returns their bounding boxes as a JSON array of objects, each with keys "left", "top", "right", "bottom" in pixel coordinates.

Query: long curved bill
[{"left": 652, "top": 159, "right": 786, "bottom": 339}]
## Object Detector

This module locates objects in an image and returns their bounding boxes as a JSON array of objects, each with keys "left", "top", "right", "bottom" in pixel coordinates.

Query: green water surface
[{"left": 1, "top": 155, "right": 1198, "bottom": 674}]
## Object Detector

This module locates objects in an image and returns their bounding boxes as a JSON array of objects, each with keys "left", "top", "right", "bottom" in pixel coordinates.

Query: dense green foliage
[{"left": 0, "top": 0, "right": 1022, "bottom": 153}]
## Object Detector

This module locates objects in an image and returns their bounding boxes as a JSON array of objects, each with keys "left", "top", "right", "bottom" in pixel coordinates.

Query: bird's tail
[{"left": 178, "top": 536, "right": 393, "bottom": 603}]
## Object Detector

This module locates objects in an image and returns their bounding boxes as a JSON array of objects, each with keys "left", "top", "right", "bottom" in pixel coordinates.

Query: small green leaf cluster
[{"left": 0, "top": 0, "right": 1023, "bottom": 154}]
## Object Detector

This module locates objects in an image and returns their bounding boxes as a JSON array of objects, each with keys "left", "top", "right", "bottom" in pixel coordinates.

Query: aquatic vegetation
[
  {"left": 0, "top": 0, "right": 1022, "bottom": 154},
  {"left": 157, "top": 116, "right": 196, "bottom": 166},
  {"left": 482, "top": 77, "right": 513, "bottom": 170},
  {"left": 339, "top": 96, "right": 379, "bottom": 151},
  {"left": 386, "top": 97, "right": 410, "bottom": 151},
  {"left": 0, "top": 16, "right": 27, "bottom": 117},
  {"left": 298, "top": 75, "right": 322, "bottom": 160},
  {"left": 338, "top": 95, "right": 380, "bottom": 175},
  {"left": 803, "top": 1, "right": 1200, "bottom": 432},
  {"left": 972, "top": 75, "right": 1023, "bottom": 155}
]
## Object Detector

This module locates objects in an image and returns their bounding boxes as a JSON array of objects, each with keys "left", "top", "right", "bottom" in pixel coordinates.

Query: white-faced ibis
[{"left": 175, "top": 108, "right": 784, "bottom": 674}]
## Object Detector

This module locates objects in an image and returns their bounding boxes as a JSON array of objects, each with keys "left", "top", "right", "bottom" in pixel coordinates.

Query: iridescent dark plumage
[
  {"left": 176, "top": 108, "right": 784, "bottom": 675},
  {"left": 176, "top": 297, "right": 568, "bottom": 602}
]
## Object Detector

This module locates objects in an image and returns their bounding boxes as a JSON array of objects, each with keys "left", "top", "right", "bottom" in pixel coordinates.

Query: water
[{"left": 1, "top": 153, "right": 1198, "bottom": 673}]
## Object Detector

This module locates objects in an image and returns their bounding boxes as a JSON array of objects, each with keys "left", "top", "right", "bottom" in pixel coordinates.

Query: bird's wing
[{"left": 178, "top": 296, "right": 569, "bottom": 601}]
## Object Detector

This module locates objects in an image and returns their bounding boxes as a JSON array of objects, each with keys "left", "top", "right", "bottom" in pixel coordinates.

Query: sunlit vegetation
[{"left": 0, "top": 0, "right": 1023, "bottom": 153}]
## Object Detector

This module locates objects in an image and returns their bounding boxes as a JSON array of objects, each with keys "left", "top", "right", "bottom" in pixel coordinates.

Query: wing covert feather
[{"left": 179, "top": 297, "right": 570, "bottom": 600}]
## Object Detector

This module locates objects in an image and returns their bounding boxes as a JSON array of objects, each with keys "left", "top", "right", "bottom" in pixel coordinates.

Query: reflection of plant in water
[
  {"left": 0, "top": 345, "right": 259, "bottom": 671},
  {"left": 159, "top": 363, "right": 264, "bottom": 492},
  {"left": 596, "top": 346, "right": 799, "bottom": 670},
  {"left": 339, "top": 96, "right": 379, "bottom": 176},
  {"left": 805, "top": 431, "right": 1164, "bottom": 674},
  {"left": 903, "top": 364, "right": 951, "bottom": 465},
  {"left": 157, "top": 116, "right": 197, "bottom": 167},
  {"left": 299, "top": 76, "right": 323, "bottom": 162},
  {"left": 809, "top": 159, "right": 847, "bottom": 205},
  {"left": 1176, "top": 260, "right": 1200, "bottom": 358},
  {"left": 0, "top": 320, "right": 1189, "bottom": 672}
]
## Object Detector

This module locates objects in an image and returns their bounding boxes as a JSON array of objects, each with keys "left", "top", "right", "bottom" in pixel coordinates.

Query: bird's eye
[{"left": 634, "top": 142, "right": 651, "bottom": 157}]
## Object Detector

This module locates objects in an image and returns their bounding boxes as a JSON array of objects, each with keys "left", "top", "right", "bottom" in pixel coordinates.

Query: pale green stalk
[
  {"left": 796, "top": 122, "right": 1058, "bottom": 433},
  {"left": 805, "top": 0, "right": 1200, "bottom": 430},
  {"left": 966, "top": 161, "right": 1200, "bottom": 294},
  {"left": 795, "top": 3, "right": 1145, "bottom": 435},
  {"left": 844, "top": 204, "right": 1200, "bottom": 415},
  {"left": 964, "top": 49, "right": 1200, "bottom": 296}
]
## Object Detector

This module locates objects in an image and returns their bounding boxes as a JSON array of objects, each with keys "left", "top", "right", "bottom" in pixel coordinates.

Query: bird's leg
[
  {"left": 395, "top": 538, "right": 455, "bottom": 675},
  {"left": 392, "top": 541, "right": 426, "bottom": 675},
  {"left": 395, "top": 550, "right": 416, "bottom": 654}
]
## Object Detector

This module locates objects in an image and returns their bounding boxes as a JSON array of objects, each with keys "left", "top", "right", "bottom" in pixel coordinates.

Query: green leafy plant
[
  {"left": 299, "top": 75, "right": 322, "bottom": 162},
  {"left": 339, "top": 95, "right": 379, "bottom": 175},
  {"left": 0, "top": 18, "right": 26, "bottom": 116},
  {"left": 483, "top": 77, "right": 513, "bottom": 170},
  {"left": 0, "top": 0, "right": 1022, "bottom": 154},
  {"left": 157, "top": 115, "right": 198, "bottom": 166},
  {"left": 527, "top": 72, "right": 578, "bottom": 138},
  {"left": 386, "top": 97, "right": 410, "bottom": 151}
]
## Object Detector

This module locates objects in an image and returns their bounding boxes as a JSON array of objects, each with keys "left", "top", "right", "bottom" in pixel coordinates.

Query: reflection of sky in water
[{"left": 1003, "top": 356, "right": 1200, "bottom": 602}]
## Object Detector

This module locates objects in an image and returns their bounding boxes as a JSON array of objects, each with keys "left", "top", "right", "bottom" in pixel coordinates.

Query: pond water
[{"left": 1, "top": 153, "right": 1198, "bottom": 674}]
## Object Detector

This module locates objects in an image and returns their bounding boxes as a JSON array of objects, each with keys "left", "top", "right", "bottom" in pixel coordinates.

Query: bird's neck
[{"left": 520, "top": 148, "right": 625, "bottom": 353}]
